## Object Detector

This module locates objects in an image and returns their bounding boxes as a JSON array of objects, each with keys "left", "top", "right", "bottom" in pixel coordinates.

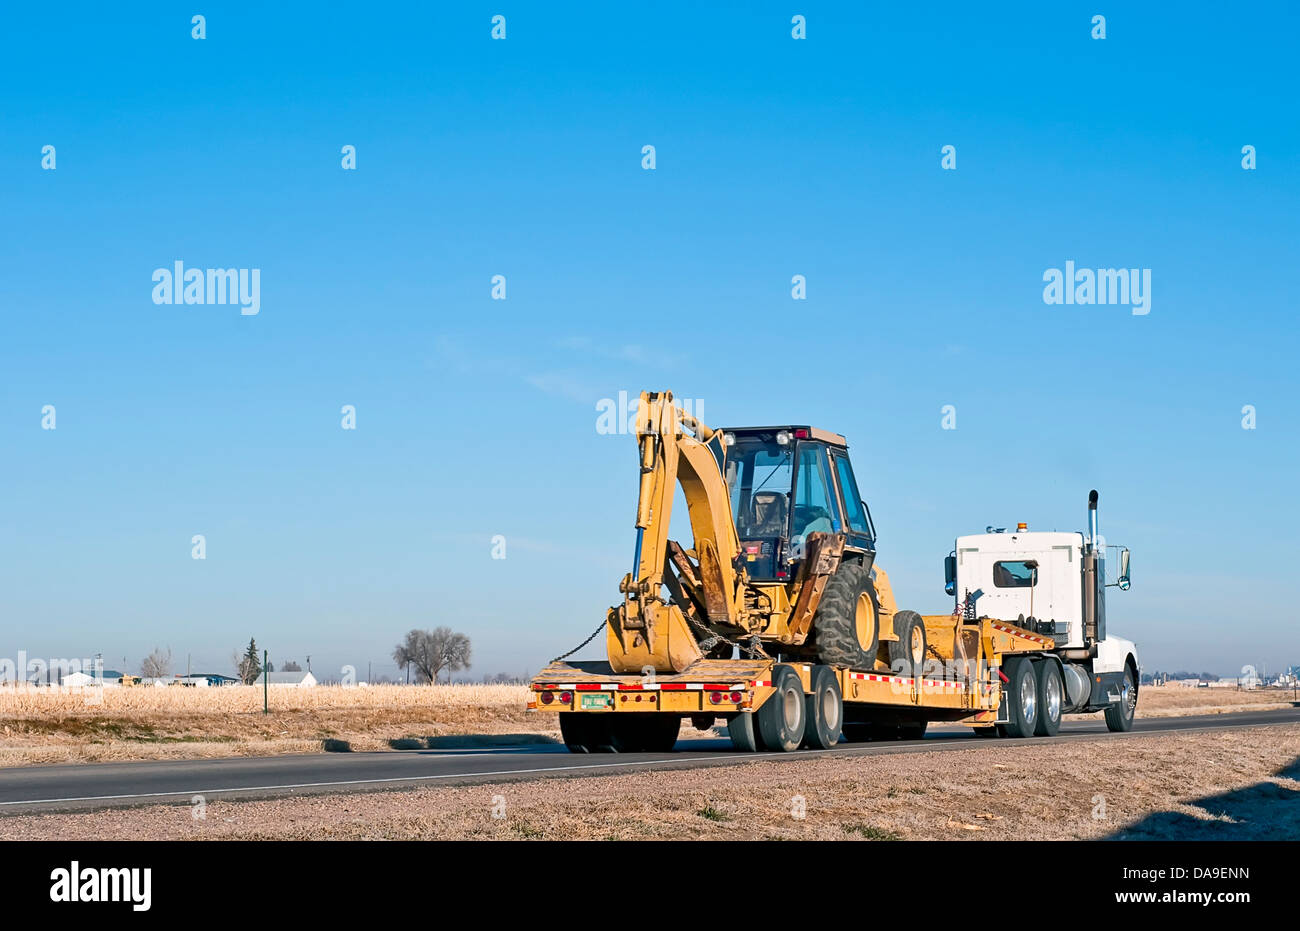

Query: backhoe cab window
[
  {"left": 726, "top": 435, "right": 793, "bottom": 539},
  {"left": 993, "top": 560, "right": 1037, "bottom": 588},
  {"left": 792, "top": 443, "right": 837, "bottom": 539}
]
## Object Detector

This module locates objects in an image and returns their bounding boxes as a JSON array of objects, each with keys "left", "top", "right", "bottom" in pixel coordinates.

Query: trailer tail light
[
  {"left": 559, "top": 691, "right": 573, "bottom": 704},
  {"left": 730, "top": 691, "right": 742, "bottom": 703},
  {"left": 540, "top": 691, "right": 554, "bottom": 705},
  {"left": 709, "top": 691, "right": 723, "bottom": 704}
]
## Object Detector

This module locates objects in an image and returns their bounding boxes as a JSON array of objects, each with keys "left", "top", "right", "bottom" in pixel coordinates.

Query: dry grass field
[
  {"left": 2, "top": 723, "right": 1295, "bottom": 841},
  {"left": 0, "top": 683, "right": 546, "bottom": 767},
  {"left": 0, "top": 681, "right": 1292, "bottom": 768}
]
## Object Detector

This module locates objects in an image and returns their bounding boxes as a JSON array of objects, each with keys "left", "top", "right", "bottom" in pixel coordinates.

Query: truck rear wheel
[
  {"left": 802, "top": 666, "right": 842, "bottom": 750},
  {"left": 1034, "top": 661, "right": 1063, "bottom": 736},
  {"left": 888, "top": 610, "right": 928, "bottom": 677},
  {"left": 1001, "top": 658, "right": 1039, "bottom": 738},
  {"left": 758, "top": 664, "right": 807, "bottom": 752},
  {"left": 1104, "top": 665, "right": 1137, "bottom": 732},
  {"left": 811, "top": 563, "right": 880, "bottom": 669}
]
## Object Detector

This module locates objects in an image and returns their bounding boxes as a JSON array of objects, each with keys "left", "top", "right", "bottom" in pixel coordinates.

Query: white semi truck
[{"left": 944, "top": 490, "right": 1139, "bottom": 735}]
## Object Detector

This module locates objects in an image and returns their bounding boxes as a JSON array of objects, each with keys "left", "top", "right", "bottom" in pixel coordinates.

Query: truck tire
[
  {"left": 1034, "top": 661, "right": 1063, "bottom": 736},
  {"left": 559, "top": 713, "right": 611, "bottom": 753},
  {"left": 897, "top": 720, "right": 927, "bottom": 741},
  {"left": 840, "top": 721, "right": 872, "bottom": 743},
  {"left": 757, "top": 665, "right": 807, "bottom": 752},
  {"left": 888, "top": 610, "right": 928, "bottom": 677},
  {"left": 604, "top": 713, "right": 681, "bottom": 752},
  {"left": 1001, "top": 657, "right": 1039, "bottom": 738},
  {"left": 727, "top": 713, "right": 764, "bottom": 751},
  {"left": 811, "top": 562, "right": 880, "bottom": 669},
  {"left": 1104, "top": 665, "right": 1138, "bottom": 733},
  {"left": 803, "top": 666, "right": 842, "bottom": 749}
]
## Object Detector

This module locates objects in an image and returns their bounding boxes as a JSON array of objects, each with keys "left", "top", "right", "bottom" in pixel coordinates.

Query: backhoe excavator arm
[{"left": 607, "top": 391, "right": 745, "bottom": 673}]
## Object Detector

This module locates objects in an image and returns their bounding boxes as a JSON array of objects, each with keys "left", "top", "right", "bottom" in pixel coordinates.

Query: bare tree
[
  {"left": 140, "top": 647, "right": 172, "bottom": 679},
  {"left": 280, "top": 660, "right": 302, "bottom": 672},
  {"left": 393, "top": 627, "right": 472, "bottom": 684}
]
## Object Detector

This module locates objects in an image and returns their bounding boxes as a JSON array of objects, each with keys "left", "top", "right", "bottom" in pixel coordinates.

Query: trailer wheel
[
  {"left": 602, "top": 713, "right": 681, "bottom": 752},
  {"left": 1104, "top": 664, "right": 1138, "bottom": 733},
  {"left": 840, "top": 722, "right": 872, "bottom": 743},
  {"left": 810, "top": 563, "right": 879, "bottom": 669},
  {"left": 1034, "top": 661, "right": 1063, "bottom": 736},
  {"left": 727, "top": 713, "right": 765, "bottom": 751},
  {"left": 559, "top": 713, "right": 611, "bottom": 753},
  {"left": 803, "top": 666, "right": 842, "bottom": 750},
  {"left": 888, "top": 610, "right": 928, "bottom": 677},
  {"left": 757, "top": 665, "right": 807, "bottom": 752},
  {"left": 897, "top": 720, "right": 927, "bottom": 741},
  {"left": 1001, "top": 657, "right": 1039, "bottom": 738}
]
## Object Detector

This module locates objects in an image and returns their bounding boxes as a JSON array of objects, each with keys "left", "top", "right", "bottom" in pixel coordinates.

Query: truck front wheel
[{"left": 1104, "top": 665, "right": 1138, "bottom": 732}]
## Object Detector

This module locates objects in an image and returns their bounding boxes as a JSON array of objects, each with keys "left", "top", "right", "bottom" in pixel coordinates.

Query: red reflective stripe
[
  {"left": 660, "top": 683, "right": 687, "bottom": 690},
  {"left": 574, "top": 683, "right": 603, "bottom": 691}
]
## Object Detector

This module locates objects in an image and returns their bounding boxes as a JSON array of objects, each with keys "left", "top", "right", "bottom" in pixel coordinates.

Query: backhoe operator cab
[{"left": 716, "top": 426, "right": 877, "bottom": 581}]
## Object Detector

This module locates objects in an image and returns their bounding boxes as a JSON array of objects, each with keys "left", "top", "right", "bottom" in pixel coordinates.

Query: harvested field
[
  {"left": 0, "top": 684, "right": 550, "bottom": 767},
  {"left": 2, "top": 724, "right": 1295, "bottom": 840}
]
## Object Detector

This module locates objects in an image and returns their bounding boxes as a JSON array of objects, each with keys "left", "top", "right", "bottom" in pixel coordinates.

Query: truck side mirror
[
  {"left": 944, "top": 554, "right": 957, "bottom": 596},
  {"left": 1118, "top": 547, "right": 1131, "bottom": 590}
]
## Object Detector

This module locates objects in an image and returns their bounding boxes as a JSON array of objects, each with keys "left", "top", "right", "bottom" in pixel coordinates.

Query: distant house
[
  {"left": 261, "top": 670, "right": 317, "bottom": 688},
  {"left": 171, "top": 673, "right": 240, "bottom": 688},
  {"left": 60, "top": 669, "right": 125, "bottom": 687}
]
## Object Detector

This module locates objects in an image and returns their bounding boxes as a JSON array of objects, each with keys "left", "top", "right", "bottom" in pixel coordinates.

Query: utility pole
[{"left": 263, "top": 650, "right": 269, "bottom": 714}]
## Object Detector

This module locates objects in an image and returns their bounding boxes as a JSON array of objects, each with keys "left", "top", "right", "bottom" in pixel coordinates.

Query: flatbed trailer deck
[{"left": 530, "top": 613, "right": 1061, "bottom": 751}]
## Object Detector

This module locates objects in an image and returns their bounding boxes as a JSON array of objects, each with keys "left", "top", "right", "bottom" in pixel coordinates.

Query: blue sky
[{"left": 2, "top": 2, "right": 1297, "bottom": 679}]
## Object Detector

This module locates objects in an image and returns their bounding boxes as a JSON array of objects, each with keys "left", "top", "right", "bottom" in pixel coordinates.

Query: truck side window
[
  {"left": 993, "top": 560, "right": 1037, "bottom": 588},
  {"left": 832, "top": 453, "right": 870, "bottom": 535}
]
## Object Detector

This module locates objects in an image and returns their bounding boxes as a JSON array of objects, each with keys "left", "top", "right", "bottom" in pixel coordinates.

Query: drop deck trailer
[{"left": 529, "top": 612, "right": 1063, "bottom": 753}]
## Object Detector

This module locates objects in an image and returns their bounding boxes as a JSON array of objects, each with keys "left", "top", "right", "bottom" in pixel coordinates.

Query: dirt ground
[
  {"left": 2, "top": 724, "right": 1295, "bottom": 841},
  {"left": 0, "top": 682, "right": 1292, "bottom": 768}
]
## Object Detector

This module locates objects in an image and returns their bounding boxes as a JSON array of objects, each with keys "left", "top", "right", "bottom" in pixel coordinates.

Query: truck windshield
[{"left": 723, "top": 434, "right": 793, "bottom": 539}]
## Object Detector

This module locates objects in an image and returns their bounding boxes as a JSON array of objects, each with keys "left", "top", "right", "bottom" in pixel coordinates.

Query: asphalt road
[{"left": 2, "top": 708, "right": 1296, "bottom": 814}]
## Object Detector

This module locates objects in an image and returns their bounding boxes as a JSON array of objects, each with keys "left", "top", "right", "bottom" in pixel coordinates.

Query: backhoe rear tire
[
  {"left": 757, "top": 665, "right": 807, "bottom": 752},
  {"left": 811, "top": 563, "right": 880, "bottom": 669}
]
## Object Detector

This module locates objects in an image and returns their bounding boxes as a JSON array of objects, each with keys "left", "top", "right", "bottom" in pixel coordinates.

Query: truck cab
[{"left": 942, "top": 493, "right": 1140, "bottom": 726}]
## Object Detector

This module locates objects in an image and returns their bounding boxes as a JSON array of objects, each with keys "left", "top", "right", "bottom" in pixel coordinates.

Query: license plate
[{"left": 580, "top": 693, "right": 612, "bottom": 710}]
